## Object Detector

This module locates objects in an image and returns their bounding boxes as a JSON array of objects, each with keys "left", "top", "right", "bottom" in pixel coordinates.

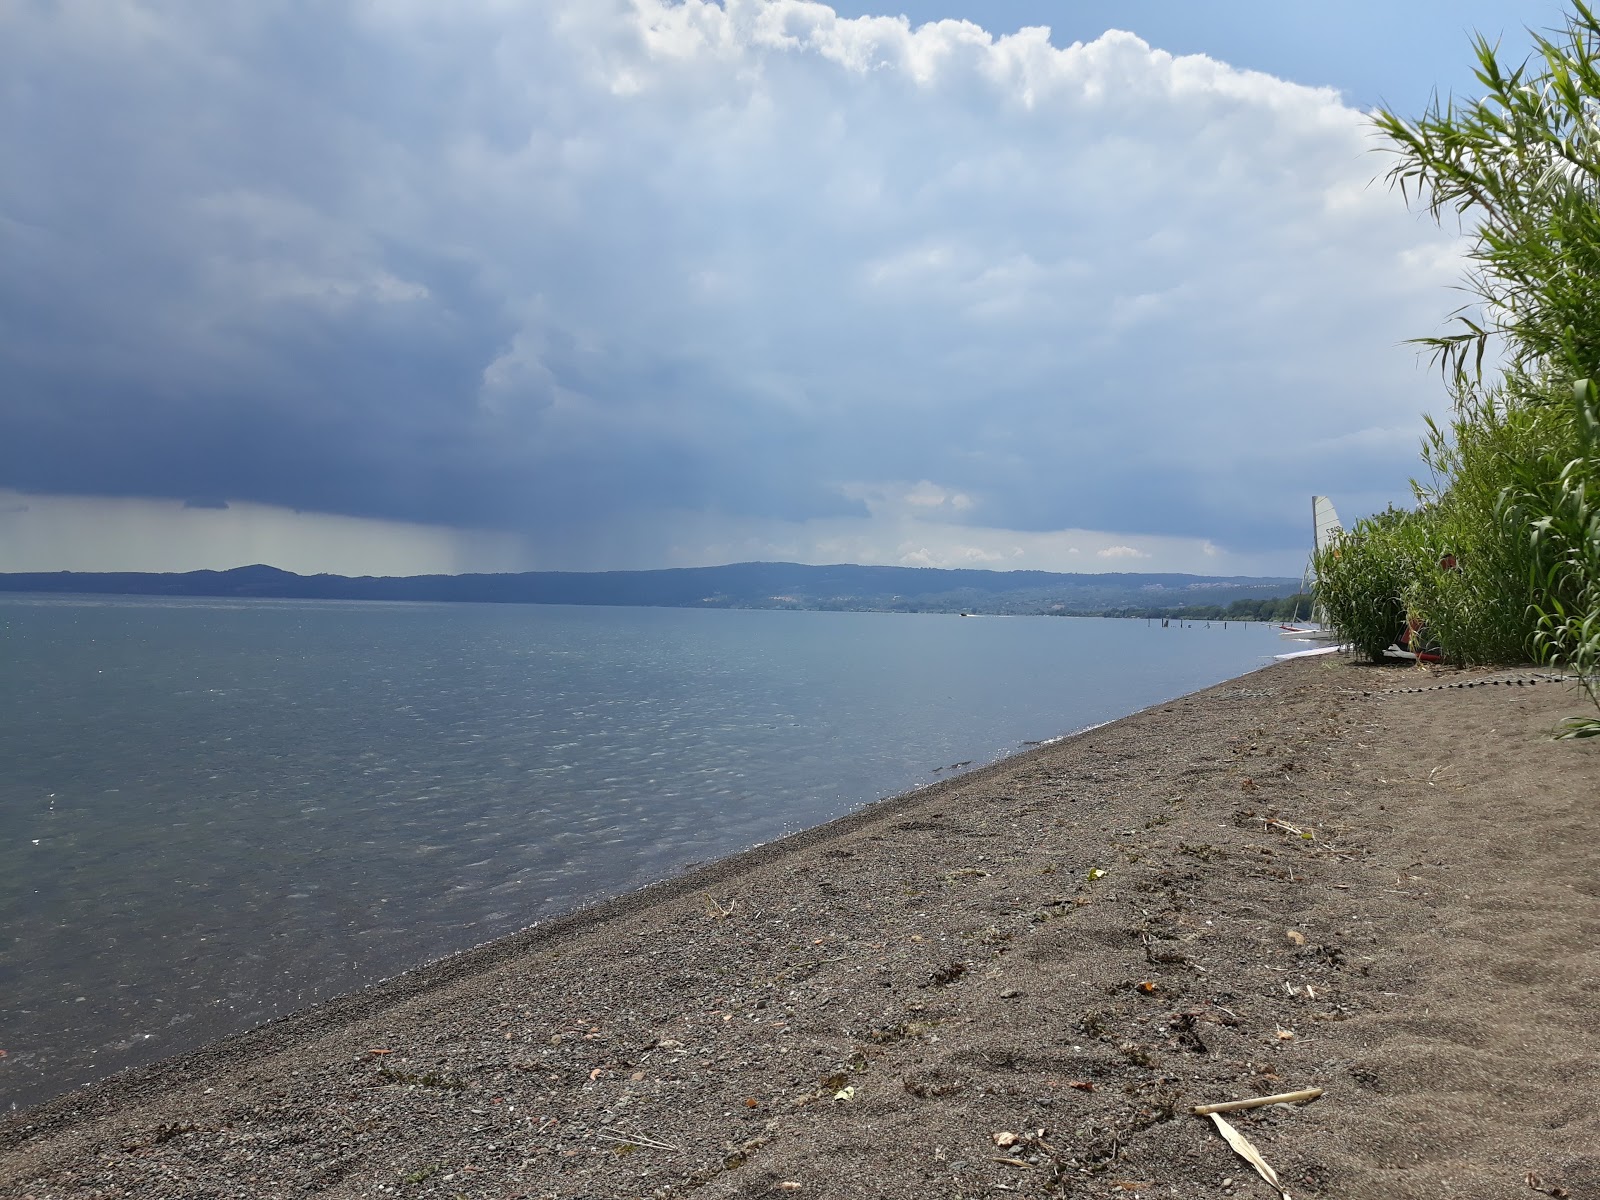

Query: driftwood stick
[
  {"left": 594, "top": 1128, "right": 681, "bottom": 1153},
  {"left": 1191, "top": 1087, "right": 1324, "bottom": 1116}
]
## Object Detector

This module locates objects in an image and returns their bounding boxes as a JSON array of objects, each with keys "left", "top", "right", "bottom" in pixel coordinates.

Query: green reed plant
[
  {"left": 1515, "top": 379, "right": 1600, "bottom": 733},
  {"left": 1313, "top": 508, "right": 1429, "bottom": 661},
  {"left": 1373, "top": 1, "right": 1600, "bottom": 386},
  {"left": 1404, "top": 393, "right": 1575, "bottom": 662},
  {"left": 1354, "top": 1, "right": 1600, "bottom": 707}
]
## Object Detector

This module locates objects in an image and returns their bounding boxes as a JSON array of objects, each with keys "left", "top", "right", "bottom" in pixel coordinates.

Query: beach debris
[
  {"left": 595, "top": 1128, "right": 680, "bottom": 1154},
  {"left": 1168, "top": 1011, "right": 1210, "bottom": 1053},
  {"left": 992, "top": 1131, "right": 1021, "bottom": 1147},
  {"left": 1526, "top": 1171, "right": 1572, "bottom": 1198},
  {"left": 1192, "top": 1088, "right": 1323, "bottom": 1116},
  {"left": 903, "top": 1075, "right": 965, "bottom": 1098},
  {"left": 376, "top": 1064, "right": 467, "bottom": 1089},
  {"left": 832, "top": 1085, "right": 855, "bottom": 1102},
  {"left": 1140, "top": 932, "right": 1191, "bottom": 967},
  {"left": 702, "top": 893, "right": 737, "bottom": 920},
  {"left": 1087, "top": 867, "right": 1108, "bottom": 882},
  {"left": 1265, "top": 818, "right": 1314, "bottom": 841},
  {"left": 1285, "top": 930, "right": 1306, "bottom": 946},
  {"left": 367, "top": 1048, "right": 393, "bottom": 1055},
  {"left": 992, "top": 1156, "right": 1034, "bottom": 1169},
  {"left": 1204, "top": 1113, "right": 1291, "bottom": 1199},
  {"left": 777, "top": 1184, "right": 804, "bottom": 1192},
  {"left": 1066, "top": 1080, "right": 1096, "bottom": 1092},
  {"left": 921, "top": 960, "right": 967, "bottom": 988},
  {"left": 868, "top": 1019, "right": 939, "bottom": 1044}
]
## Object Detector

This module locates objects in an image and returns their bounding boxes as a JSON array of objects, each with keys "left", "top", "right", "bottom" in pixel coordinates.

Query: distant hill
[{"left": 0, "top": 562, "right": 1301, "bottom": 616}]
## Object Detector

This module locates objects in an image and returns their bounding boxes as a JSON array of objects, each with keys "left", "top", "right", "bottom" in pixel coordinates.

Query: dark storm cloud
[{"left": 0, "top": 1, "right": 1460, "bottom": 561}]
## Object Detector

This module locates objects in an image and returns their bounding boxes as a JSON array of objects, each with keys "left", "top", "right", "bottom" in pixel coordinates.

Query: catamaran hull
[{"left": 1279, "top": 627, "right": 1341, "bottom": 641}]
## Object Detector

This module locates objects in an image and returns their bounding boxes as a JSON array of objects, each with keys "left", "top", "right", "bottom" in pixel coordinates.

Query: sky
[{"left": 0, "top": 1, "right": 1575, "bottom": 576}]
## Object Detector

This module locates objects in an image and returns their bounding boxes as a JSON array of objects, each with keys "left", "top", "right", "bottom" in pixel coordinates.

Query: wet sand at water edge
[{"left": 3, "top": 654, "right": 1598, "bottom": 1200}]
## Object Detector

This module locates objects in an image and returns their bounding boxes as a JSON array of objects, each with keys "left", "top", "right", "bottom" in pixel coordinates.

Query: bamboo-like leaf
[{"left": 1206, "top": 1113, "right": 1291, "bottom": 1199}]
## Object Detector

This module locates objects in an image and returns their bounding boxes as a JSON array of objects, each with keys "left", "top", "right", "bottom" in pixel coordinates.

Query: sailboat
[{"left": 1279, "top": 496, "right": 1342, "bottom": 641}]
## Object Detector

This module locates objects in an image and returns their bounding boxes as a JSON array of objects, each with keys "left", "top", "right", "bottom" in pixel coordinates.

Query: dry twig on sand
[
  {"left": 594, "top": 1128, "right": 681, "bottom": 1154},
  {"left": 1191, "top": 1087, "right": 1323, "bottom": 1116}
]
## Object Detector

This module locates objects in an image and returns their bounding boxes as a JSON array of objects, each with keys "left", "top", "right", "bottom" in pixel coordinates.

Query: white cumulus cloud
[{"left": 0, "top": 0, "right": 1463, "bottom": 572}]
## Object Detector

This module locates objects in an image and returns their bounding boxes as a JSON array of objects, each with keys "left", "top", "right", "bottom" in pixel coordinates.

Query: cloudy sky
[{"left": 0, "top": 1, "right": 1570, "bottom": 576}]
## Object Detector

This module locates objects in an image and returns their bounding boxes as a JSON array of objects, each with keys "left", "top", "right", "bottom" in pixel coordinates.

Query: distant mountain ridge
[{"left": 0, "top": 562, "right": 1300, "bottom": 616}]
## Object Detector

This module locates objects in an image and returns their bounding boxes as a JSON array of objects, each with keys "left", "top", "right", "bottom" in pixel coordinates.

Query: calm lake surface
[{"left": 1, "top": 595, "right": 1285, "bottom": 1108}]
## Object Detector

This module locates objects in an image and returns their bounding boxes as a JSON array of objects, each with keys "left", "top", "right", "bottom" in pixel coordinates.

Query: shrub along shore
[
  {"left": 2, "top": 655, "right": 1597, "bottom": 1199},
  {"left": 1316, "top": 2, "right": 1600, "bottom": 737}
]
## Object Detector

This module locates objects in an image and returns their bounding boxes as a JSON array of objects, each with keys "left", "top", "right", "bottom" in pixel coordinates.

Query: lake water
[{"left": 0, "top": 595, "right": 1285, "bottom": 1109}]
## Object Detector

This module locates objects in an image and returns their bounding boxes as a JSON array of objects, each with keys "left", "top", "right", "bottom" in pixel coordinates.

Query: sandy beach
[{"left": 3, "top": 654, "right": 1597, "bottom": 1200}]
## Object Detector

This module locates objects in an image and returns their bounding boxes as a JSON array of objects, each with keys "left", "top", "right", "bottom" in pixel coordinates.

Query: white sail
[
  {"left": 1312, "top": 495, "right": 1342, "bottom": 556},
  {"left": 1283, "top": 496, "right": 1344, "bottom": 638},
  {"left": 1308, "top": 495, "right": 1342, "bottom": 631}
]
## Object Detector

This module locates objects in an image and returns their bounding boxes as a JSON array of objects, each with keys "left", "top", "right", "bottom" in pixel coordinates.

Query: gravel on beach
[{"left": 3, "top": 654, "right": 1598, "bottom": 1200}]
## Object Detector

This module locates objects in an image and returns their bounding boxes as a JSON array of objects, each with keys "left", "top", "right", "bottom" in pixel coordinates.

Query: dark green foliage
[
  {"left": 1372, "top": 1, "right": 1600, "bottom": 386},
  {"left": 1370, "top": 399, "right": 1562, "bottom": 663},
  {"left": 1325, "top": 2, "right": 1600, "bottom": 728},
  {"left": 1519, "top": 381, "right": 1600, "bottom": 732},
  {"left": 1313, "top": 511, "right": 1424, "bottom": 661},
  {"left": 1103, "top": 594, "right": 1312, "bottom": 622}
]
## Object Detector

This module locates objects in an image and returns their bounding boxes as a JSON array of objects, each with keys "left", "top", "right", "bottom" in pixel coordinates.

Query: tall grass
[
  {"left": 1313, "top": 509, "right": 1426, "bottom": 661},
  {"left": 1372, "top": 2, "right": 1600, "bottom": 386},
  {"left": 1517, "top": 381, "right": 1600, "bottom": 733},
  {"left": 1406, "top": 394, "right": 1576, "bottom": 662},
  {"left": 1331, "top": 1, "right": 1600, "bottom": 732}
]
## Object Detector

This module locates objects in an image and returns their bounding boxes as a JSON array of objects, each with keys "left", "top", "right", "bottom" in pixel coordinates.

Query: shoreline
[
  {"left": 1, "top": 616, "right": 1285, "bottom": 1117},
  {"left": 0, "top": 587, "right": 1298, "bottom": 625},
  {"left": 4, "top": 655, "right": 1597, "bottom": 1199},
  {"left": 0, "top": 560, "right": 1302, "bottom": 620},
  {"left": 2, "top": 663, "right": 1234, "bottom": 1117}
]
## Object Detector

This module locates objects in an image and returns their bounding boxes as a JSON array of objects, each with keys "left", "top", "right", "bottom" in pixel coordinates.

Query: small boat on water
[{"left": 1279, "top": 495, "right": 1342, "bottom": 642}]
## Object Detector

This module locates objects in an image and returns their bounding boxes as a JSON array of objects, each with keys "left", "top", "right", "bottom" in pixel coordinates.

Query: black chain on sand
[{"left": 1357, "top": 671, "right": 1576, "bottom": 697}]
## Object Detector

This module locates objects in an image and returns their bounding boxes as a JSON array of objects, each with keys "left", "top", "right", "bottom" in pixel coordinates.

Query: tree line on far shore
[
  {"left": 1314, "top": 1, "right": 1600, "bottom": 736},
  {"left": 1097, "top": 594, "right": 1312, "bottom": 622}
]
